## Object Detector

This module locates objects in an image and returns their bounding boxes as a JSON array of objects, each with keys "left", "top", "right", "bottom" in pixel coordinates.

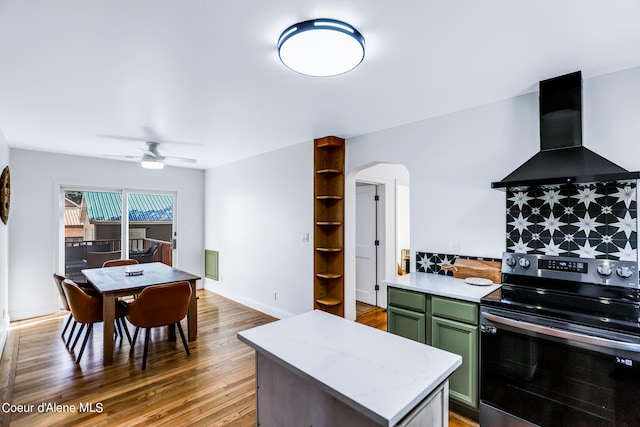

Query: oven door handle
[{"left": 482, "top": 311, "right": 640, "bottom": 353}]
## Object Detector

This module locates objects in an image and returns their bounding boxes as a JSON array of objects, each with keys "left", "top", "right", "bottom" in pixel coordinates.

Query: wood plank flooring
[
  {"left": 0, "top": 292, "right": 475, "bottom": 426},
  {"left": 1, "top": 290, "right": 275, "bottom": 426}
]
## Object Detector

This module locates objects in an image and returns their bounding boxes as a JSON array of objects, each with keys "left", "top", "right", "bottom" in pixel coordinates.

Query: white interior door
[{"left": 356, "top": 184, "right": 378, "bottom": 306}]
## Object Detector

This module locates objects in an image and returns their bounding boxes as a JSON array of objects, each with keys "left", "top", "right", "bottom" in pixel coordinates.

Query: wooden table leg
[
  {"left": 187, "top": 280, "right": 197, "bottom": 341},
  {"left": 103, "top": 293, "right": 116, "bottom": 366}
]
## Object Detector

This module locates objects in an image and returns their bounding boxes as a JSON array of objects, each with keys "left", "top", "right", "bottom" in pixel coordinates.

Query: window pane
[
  {"left": 63, "top": 190, "right": 122, "bottom": 281},
  {"left": 127, "top": 192, "right": 174, "bottom": 266}
]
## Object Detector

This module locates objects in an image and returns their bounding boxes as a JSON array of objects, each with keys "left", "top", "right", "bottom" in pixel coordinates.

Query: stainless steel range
[{"left": 480, "top": 252, "right": 640, "bottom": 426}]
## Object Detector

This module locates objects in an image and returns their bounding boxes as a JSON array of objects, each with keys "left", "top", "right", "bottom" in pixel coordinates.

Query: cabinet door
[
  {"left": 431, "top": 316, "right": 478, "bottom": 408},
  {"left": 388, "top": 306, "right": 426, "bottom": 344}
]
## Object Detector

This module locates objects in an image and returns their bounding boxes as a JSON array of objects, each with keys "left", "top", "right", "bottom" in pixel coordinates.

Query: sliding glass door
[{"left": 61, "top": 188, "right": 175, "bottom": 282}]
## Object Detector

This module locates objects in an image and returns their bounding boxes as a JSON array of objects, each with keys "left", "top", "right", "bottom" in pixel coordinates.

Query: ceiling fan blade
[
  {"left": 100, "top": 135, "right": 147, "bottom": 142},
  {"left": 103, "top": 154, "right": 142, "bottom": 160},
  {"left": 165, "top": 156, "right": 197, "bottom": 163}
]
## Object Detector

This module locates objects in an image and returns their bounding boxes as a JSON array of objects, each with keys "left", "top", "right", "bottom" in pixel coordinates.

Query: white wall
[
  {"left": 204, "top": 142, "right": 314, "bottom": 319},
  {"left": 8, "top": 149, "right": 204, "bottom": 320},
  {"left": 201, "top": 67, "right": 640, "bottom": 321},
  {"left": 345, "top": 67, "right": 640, "bottom": 302},
  {"left": 0, "top": 129, "right": 9, "bottom": 358}
]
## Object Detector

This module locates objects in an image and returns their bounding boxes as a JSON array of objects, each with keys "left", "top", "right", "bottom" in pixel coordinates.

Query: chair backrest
[
  {"left": 53, "top": 273, "right": 70, "bottom": 311},
  {"left": 126, "top": 281, "right": 192, "bottom": 328},
  {"left": 102, "top": 259, "right": 139, "bottom": 268},
  {"left": 61, "top": 279, "right": 103, "bottom": 324},
  {"left": 144, "top": 244, "right": 159, "bottom": 255},
  {"left": 87, "top": 250, "right": 121, "bottom": 268}
]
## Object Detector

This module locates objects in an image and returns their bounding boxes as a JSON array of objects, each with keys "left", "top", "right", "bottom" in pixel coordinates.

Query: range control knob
[
  {"left": 505, "top": 257, "right": 517, "bottom": 267},
  {"left": 518, "top": 258, "right": 531, "bottom": 268},
  {"left": 616, "top": 266, "right": 633, "bottom": 279},
  {"left": 597, "top": 265, "right": 612, "bottom": 276}
]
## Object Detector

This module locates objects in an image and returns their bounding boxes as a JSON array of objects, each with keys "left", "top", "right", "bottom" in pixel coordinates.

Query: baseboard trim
[
  {"left": 204, "top": 282, "right": 295, "bottom": 320},
  {"left": 0, "top": 315, "right": 10, "bottom": 362}
]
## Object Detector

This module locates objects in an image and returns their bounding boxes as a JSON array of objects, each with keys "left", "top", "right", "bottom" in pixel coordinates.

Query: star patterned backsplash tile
[
  {"left": 416, "top": 181, "right": 637, "bottom": 274},
  {"left": 506, "top": 181, "right": 637, "bottom": 260},
  {"left": 415, "top": 252, "right": 502, "bottom": 276}
]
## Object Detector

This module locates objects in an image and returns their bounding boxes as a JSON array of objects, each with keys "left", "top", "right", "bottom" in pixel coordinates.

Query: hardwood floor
[
  {"left": 0, "top": 290, "right": 275, "bottom": 426},
  {"left": 0, "top": 293, "right": 476, "bottom": 426}
]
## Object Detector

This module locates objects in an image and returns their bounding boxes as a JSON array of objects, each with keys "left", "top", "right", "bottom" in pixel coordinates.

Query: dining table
[{"left": 81, "top": 262, "right": 201, "bottom": 366}]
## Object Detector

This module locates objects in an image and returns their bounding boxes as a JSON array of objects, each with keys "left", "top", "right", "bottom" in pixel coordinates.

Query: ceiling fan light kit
[
  {"left": 104, "top": 139, "right": 197, "bottom": 169},
  {"left": 277, "top": 18, "right": 365, "bottom": 77},
  {"left": 141, "top": 154, "right": 164, "bottom": 169}
]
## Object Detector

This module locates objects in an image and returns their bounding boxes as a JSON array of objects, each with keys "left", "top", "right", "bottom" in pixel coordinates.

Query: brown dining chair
[
  {"left": 62, "top": 279, "right": 131, "bottom": 364},
  {"left": 126, "top": 281, "right": 192, "bottom": 370},
  {"left": 102, "top": 259, "right": 139, "bottom": 268},
  {"left": 53, "top": 273, "right": 76, "bottom": 346},
  {"left": 53, "top": 272, "right": 102, "bottom": 347}
]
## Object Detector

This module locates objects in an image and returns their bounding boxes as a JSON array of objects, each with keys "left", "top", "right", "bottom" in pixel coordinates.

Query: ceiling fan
[{"left": 105, "top": 141, "right": 197, "bottom": 169}]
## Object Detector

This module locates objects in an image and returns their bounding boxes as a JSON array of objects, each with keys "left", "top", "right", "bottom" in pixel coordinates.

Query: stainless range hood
[{"left": 491, "top": 71, "right": 640, "bottom": 189}]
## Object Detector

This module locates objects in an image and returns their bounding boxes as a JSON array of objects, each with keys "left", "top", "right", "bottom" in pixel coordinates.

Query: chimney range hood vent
[{"left": 491, "top": 71, "right": 640, "bottom": 189}]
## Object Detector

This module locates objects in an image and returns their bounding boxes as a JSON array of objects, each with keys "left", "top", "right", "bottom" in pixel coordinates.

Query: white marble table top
[
  {"left": 238, "top": 310, "right": 462, "bottom": 426},
  {"left": 383, "top": 272, "right": 501, "bottom": 302}
]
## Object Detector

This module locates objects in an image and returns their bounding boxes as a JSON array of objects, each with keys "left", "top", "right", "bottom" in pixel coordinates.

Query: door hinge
[
  {"left": 374, "top": 240, "right": 380, "bottom": 246},
  {"left": 374, "top": 195, "right": 379, "bottom": 201}
]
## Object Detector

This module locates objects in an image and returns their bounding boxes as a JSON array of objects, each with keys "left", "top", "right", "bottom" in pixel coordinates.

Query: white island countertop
[
  {"left": 238, "top": 310, "right": 462, "bottom": 426},
  {"left": 383, "top": 272, "right": 501, "bottom": 303}
]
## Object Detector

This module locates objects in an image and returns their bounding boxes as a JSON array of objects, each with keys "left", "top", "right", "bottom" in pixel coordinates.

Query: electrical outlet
[
  {"left": 451, "top": 242, "right": 459, "bottom": 254},
  {"left": 302, "top": 233, "right": 310, "bottom": 242}
]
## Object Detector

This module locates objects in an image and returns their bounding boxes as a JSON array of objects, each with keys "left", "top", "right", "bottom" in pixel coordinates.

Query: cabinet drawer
[
  {"left": 388, "top": 287, "right": 426, "bottom": 313},
  {"left": 432, "top": 297, "right": 477, "bottom": 325}
]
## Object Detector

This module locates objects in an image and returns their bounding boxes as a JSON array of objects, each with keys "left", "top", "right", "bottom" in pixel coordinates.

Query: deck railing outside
[{"left": 64, "top": 238, "right": 173, "bottom": 281}]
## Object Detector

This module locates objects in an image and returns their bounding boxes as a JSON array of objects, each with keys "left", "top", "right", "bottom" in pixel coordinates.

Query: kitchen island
[{"left": 238, "top": 310, "right": 462, "bottom": 427}]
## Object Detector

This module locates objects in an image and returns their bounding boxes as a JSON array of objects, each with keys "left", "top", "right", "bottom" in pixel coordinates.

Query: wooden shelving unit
[{"left": 313, "top": 136, "right": 345, "bottom": 317}]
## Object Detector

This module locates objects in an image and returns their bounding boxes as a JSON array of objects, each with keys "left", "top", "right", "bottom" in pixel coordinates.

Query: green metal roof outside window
[{"left": 84, "top": 192, "right": 173, "bottom": 222}]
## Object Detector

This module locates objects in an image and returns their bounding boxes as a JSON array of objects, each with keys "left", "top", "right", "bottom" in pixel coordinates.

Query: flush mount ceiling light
[{"left": 277, "top": 18, "right": 365, "bottom": 77}]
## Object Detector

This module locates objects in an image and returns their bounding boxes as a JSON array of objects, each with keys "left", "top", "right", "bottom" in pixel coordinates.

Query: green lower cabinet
[
  {"left": 387, "top": 305, "right": 427, "bottom": 344},
  {"left": 431, "top": 315, "right": 478, "bottom": 410}
]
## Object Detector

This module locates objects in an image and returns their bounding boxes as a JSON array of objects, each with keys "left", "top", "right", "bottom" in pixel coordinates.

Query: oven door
[{"left": 480, "top": 306, "right": 640, "bottom": 426}]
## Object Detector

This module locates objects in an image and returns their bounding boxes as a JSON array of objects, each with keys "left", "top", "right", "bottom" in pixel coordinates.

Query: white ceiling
[{"left": 1, "top": 1, "right": 640, "bottom": 169}]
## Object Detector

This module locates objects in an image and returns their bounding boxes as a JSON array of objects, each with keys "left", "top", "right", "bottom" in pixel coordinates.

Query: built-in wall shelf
[
  {"left": 316, "top": 273, "right": 342, "bottom": 279},
  {"left": 315, "top": 297, "right": 343, "bottom": 307},
  {"left": 316, "top": 195, "right": 343, "bottom": 200},
  {"left": 316, "top": 138, "right": 343, "bottom": 149},
  {"left": 314, "top": 136, "right": 345, "bottom": 317}
]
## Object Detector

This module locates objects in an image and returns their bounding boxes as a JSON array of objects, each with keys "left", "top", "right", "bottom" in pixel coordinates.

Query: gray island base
[{"left": 238, "top": 310, "right": 462, "bottom": 427}]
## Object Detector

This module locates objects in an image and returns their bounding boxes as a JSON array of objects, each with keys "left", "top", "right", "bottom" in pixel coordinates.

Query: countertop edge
[
  {"left": 238, "top": 310, "right": 462, "bottom": 426},
  {"left": 383, "top": 272, "right": 501, "bottom": 302}
]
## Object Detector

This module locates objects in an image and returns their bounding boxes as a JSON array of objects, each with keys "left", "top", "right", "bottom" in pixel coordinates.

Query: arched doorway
[{"left": 344, "top": 162, "right": 410, "bottom": 320}]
